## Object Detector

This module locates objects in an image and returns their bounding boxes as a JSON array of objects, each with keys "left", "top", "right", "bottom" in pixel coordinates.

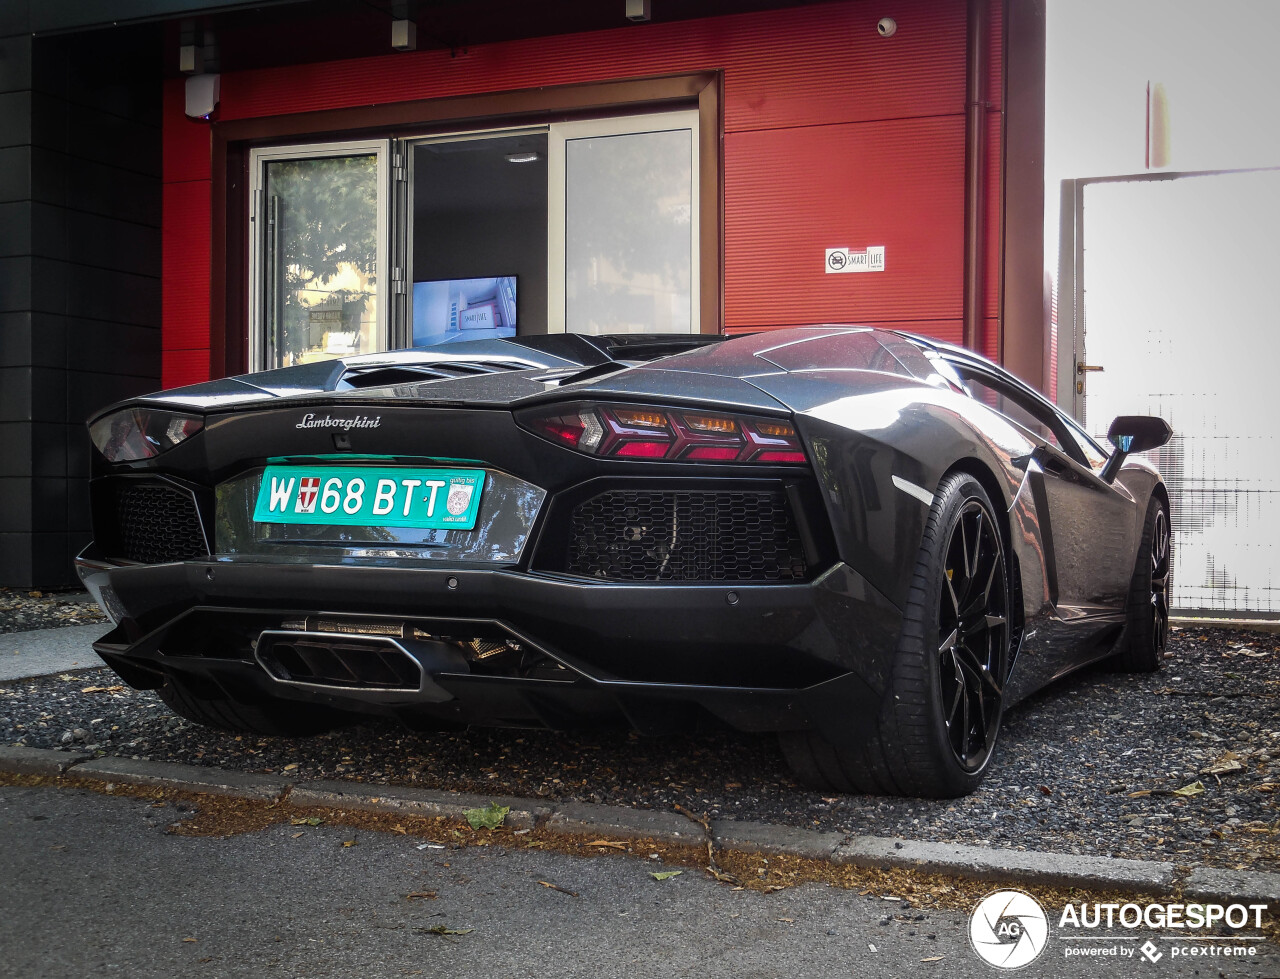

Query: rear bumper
[{"left": 75, "top": 546, "right": 903, "bottom": 737}]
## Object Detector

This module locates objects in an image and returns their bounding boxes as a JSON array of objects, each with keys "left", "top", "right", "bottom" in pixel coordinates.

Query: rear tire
[
  {"left": 780, "top": 472, "right": 1011, "bottom": 798},
  {"left": 158, "top": 675, "right": 344, "bottom": 737},
  {"left": 1111, "top": 496, "right": 1171, "bottom": 673}
]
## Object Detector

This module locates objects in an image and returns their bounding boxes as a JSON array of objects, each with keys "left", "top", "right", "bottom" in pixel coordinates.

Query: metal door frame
[
  {"left": 248, "top": 140, "right": 391, "bottom": 373},
  {"left": 1057, "top": 165, "right": 1280, "bottom": 420}
]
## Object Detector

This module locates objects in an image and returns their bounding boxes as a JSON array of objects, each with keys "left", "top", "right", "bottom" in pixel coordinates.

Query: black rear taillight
[{"left": 517, "top": 403, "right": 808, "bottom": 465}]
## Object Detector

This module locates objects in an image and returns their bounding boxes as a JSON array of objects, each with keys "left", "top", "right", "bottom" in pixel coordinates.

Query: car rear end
[{"left": 76, "top": 363, "right": 903, "bottom": 737}]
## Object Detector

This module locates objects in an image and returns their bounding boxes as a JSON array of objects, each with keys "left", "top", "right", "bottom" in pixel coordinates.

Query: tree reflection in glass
[{"left": 264, "top": 154, "right": 379, "bottom": 368}]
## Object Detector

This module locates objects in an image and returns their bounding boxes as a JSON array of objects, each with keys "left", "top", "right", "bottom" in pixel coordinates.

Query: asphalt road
[{"left": 2, "top": 784, "right": 1277, "bottom": 979}]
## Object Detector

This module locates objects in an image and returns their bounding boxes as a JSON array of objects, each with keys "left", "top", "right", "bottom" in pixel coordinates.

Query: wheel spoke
[
  {"left": 977, "top": 509, "right": 988, "bottom": 574},
  {"left": 934, "top": 495, "right": 1009, "bottom": 774},
  {"left": 1151, "top": 582, "right": 1169, "bottom": 656},
  {"left": 967, "top": 510, "right": 983, "bottom": 581},
  {"left": 1151, "top": 510, "right": 1169, "bottom": 574},
  {"left": 955, "top": 642, "right": 1004, "bottom": 697},
  {"left": 946, "top": 652, "right": 965, "bottom": 729},
  {"left": 965, "top": 663, "right": 987, "bottom": 748},
  {"left": 954, "top": 657, "right": 995, "bottom": 763},
  {"left": 949, "top": 687, "right": 964, "bottom": 730},
  {"left": 977, "top": 548, "right": 999, "bottom": 608},
  {"left": 958, "top": 514, "right": 998, "bottom": 617}
]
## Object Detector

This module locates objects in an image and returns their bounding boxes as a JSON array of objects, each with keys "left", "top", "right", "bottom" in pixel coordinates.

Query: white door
[
  {"left": 548, "top": 109, "right": 700, "bottom": 334},
  {"left": 1075, "top": 168, "right": 1280, "bottom": 613}
]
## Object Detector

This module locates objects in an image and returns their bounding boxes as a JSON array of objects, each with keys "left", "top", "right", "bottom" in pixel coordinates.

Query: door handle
[
  {"left": 1076, "top": 362, "right": 1104, "bottom": 393},
  {"left": 1041, "top": 457, "right": 1069, "bottom": 477},
  {"left": 1031, "top": 446, "right": 1068, "bottom": 477}
]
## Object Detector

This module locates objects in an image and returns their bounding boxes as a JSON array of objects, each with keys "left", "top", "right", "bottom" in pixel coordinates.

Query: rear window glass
[{"left": 757, "top": 331, "right": 911, "bottom": 376}]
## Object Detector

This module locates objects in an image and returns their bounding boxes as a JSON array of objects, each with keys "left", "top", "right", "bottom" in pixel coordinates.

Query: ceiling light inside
[{"left": 505, "top": 152, "right": 541, "bottom": 164}]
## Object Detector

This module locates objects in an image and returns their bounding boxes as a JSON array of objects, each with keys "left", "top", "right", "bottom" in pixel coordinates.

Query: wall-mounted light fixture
[
  {"left": 392, "top": 19, "right": 417, "bottom": 51},
  {"left": 179, "top": 44, "right": 202, "bottom": 73},
  {"left": 876, "top": 16, "right": 897, "bottom": 36},
  {"left": 626, "top": 0, "right": 651, "bottom": 22}
]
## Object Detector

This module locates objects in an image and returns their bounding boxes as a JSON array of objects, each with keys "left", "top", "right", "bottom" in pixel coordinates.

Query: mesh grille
[
  {"left": 567, "top": 489, "right": 807, "bottom": 582},
  {"left": 112, "top": 482, "right": 208, "bottom": 563}
]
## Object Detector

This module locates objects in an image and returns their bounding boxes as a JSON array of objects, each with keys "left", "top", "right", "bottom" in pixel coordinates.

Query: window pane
[
  {"left": 1065, "top": 420, "right": 1109, "bottom": 469},
  {"left": 264, "top": 154, "right": 378, "bottom": 368},
  {"left": 963, "top": 375, "right": 1065, "bottom": 451},
  {"left": 565, "top": 128, "right": 692, "bottom": 334},
  {"left": 411, "top": 133, "right": 547, "bottom": 344}
]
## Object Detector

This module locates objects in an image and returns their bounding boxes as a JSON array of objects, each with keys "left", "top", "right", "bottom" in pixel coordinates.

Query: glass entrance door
[
  {"left": 250, "top": 142, "right": 388, "bottom": 370},
  {"left": 550, "top": 109, "right": 700, "bottom": 334},
  {"left": 247, "top": 111, "right": 701, "bottom": 365},
  {"left": 408, "top": 130, "right": 548, "bottom": 345}
]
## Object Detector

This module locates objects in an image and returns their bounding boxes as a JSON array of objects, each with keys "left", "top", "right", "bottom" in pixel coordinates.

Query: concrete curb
[
  {"left": 3, "top": 748, "right": 1278, "bottom": 901},
  {"left": 710, "top": 818, "right": 847, "bottom": 861},
  {"left": 1184, "top": 867, "right": 1280, "bottom": 907},
  {"left": 547, "top": 800, "right": 703, "bottom": 845},
  {"left": 0, "top": 745, "right": 94, "bottom": 776},
  {"left": 288, "top": 779, "right": 550, "bottom": 831},
  {"left": 1171, "top": 616, "right": 1280, "bottom": 635},
  {"left": 72, "top": 756, "right": 292, "bottom": 801},
  {"left": 831, "top": 836, "right": 1178, "bottom": 893}
]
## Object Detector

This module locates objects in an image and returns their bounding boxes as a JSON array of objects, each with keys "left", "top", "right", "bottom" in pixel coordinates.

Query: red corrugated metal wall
[{"left": 161, "top": 0, "right": 1004, "bottom": 386}]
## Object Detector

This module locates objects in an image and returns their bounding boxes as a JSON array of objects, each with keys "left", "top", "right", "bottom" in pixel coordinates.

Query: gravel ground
[
  {"left": 0, "top": 588, "right": 108, "bottom": 634},
  {"left": 1, "top": 624, "right": 1277, "bottom": 873}
]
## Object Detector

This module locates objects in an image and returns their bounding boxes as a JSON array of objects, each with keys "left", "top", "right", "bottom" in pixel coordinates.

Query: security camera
[{"left": 877, "top": 17, "right": 897, "bottom": 37}]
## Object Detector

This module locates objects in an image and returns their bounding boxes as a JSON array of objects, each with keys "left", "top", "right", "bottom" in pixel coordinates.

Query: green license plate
[{"left": 252, "top": 465, "right": 486, "bottom": 530}]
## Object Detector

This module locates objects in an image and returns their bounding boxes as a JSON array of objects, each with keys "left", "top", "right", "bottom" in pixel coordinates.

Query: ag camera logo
[{"left": 970, "top": 890, "right": 1050, "bottom": 969}]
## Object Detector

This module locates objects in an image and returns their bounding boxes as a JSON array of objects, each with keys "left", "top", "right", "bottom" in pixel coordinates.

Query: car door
[{"left": 948, "top": 361, "right": 1137, "bottom": 675}]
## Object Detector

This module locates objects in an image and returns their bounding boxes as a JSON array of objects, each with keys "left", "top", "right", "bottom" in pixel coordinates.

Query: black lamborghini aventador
[{"left": 77, "top": 327, "right": 1173, "bottom": 797}]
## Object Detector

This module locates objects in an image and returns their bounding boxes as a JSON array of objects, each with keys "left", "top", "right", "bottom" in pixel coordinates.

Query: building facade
[{"left": 0, "top": 0, "right": 1045, "bottom": 586}]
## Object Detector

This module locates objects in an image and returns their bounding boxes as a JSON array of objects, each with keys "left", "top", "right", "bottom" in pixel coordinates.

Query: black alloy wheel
[
  {"left": 778, "top": 471, "right": 1011, "bottom": 797},
  {"left": 1149, "top": 505, "right": 1171, "bottom": 656},
  {"left": 936, "top": 498, "right": 1009, "bottom": 773},
  {"left": 1113, "top": 496, "right": 1171, "bottom": 672}
]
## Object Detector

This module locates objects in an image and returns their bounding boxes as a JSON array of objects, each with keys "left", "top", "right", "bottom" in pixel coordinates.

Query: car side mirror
[{"left": 1100, "top": 415, "right": 1173, "bottom": 483}]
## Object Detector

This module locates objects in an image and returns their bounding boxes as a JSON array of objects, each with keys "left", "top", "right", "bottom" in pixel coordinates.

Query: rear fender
[{"left": 795, "top": 398, "right": 1035, "bottom": 612}]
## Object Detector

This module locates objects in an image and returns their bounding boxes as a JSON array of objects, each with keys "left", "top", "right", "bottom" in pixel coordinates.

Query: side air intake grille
[
  {"left": 566, "top": 489, "right": 807, "bottom": 582},
  {"left": 108, "top": 481, "right": 208, "bottom": 563}
]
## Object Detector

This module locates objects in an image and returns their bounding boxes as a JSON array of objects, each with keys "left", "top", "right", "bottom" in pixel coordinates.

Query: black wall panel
[{"left": 0, "top": 13, "right": 162, "bottom": 586}]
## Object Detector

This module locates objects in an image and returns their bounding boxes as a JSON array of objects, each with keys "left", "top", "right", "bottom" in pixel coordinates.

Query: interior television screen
[{"left": 412, "top": 276, "right": 517, "bottom": 347}]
